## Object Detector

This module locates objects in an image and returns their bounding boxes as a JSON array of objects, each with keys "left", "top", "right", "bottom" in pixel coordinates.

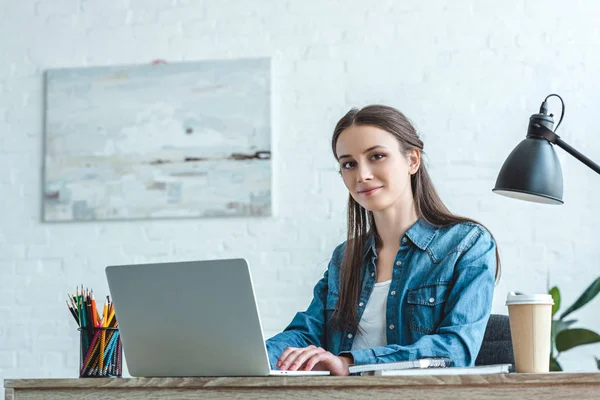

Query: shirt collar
[
  {"left": 366, "top": 233, "right": 377, "bottom": 257},
  {"left": 405, "top": 218, "right": 438, "bottom": 250},
  {"left": 364, "top": 218, "right": 438, "bottom": 256}
]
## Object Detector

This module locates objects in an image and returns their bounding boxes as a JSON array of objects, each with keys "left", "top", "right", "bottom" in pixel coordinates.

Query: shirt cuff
[{"left": 341, "top": 348, "right": 377, "bottom": 365}]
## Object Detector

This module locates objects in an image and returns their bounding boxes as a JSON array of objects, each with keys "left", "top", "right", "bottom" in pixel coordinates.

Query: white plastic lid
[{"left": 505, "top": 292, "right": 554, "bottom": 306}]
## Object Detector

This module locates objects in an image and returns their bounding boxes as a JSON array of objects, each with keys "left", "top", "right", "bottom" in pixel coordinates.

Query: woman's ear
[{"left": 408, "top": 149, "right": 421, "bottom": 175}]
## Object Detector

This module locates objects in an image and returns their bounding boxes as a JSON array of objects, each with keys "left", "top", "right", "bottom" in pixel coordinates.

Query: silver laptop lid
[{"left": 105, "top": 258, "right": 272, "bottom": 377}]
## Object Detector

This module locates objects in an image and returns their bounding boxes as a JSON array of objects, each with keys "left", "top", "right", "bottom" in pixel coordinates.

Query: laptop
[{"left": 105, "top": 258, "right": 329, "bottom": 377}]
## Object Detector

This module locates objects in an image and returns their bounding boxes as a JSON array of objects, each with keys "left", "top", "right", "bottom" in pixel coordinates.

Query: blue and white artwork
[{"left": 43, "top": 58, "right": 271, "bottom": 221}]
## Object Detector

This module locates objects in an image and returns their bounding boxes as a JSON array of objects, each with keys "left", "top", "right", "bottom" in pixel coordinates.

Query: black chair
[{"left": 475, "top": 314, "right": 515, "bottom": 366}]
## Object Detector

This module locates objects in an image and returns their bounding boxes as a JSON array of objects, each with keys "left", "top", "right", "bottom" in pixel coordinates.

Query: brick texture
[{"left": 1, "top": 1, "right": 600, "bottom": 392}]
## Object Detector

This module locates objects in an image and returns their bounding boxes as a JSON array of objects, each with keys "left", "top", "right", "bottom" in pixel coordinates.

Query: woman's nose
[{"left": 357, "top": 163, "right": 373, "bottom": 182}]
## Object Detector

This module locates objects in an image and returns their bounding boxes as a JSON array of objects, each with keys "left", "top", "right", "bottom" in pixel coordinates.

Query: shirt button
[
  {"left": 359, "top": 302, "right": 364, "bottom": 307},
  {"left": 370, "top": 272, "right": 375, "bottom": 277},
  {"left": 429, "top": 297, "right": 435, "bottom": 303},
  {"left": 402, "top": 237, "right": 407, "bottom": 243},
  {"left": 348, "top": 333, "right": 353, "bottom": 339},
  {"left": 389, "top": 324, "right": 395, "bottom": 330},
  {"left": 391, "top": 291, "right": 396, "bottom": 296},
  {"left": 395, "top": 261, "right": 401, "bottom": 266}
]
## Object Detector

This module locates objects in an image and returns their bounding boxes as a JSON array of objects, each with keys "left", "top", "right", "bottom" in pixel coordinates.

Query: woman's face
[{"left": 335, "top": 124, "right": 419, "bottom": 212}]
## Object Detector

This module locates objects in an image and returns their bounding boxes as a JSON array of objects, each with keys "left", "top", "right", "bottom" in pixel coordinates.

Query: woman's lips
[{"left": 359, "top": 186, "right": 382, "bottom": 196}]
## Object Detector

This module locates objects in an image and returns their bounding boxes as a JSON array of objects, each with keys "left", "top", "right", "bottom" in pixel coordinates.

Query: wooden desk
[{"left": 5, "top": 373, "right": 600, "bottom": 399}]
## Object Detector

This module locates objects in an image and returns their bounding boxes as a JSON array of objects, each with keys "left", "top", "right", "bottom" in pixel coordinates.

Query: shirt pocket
[{"left": 406, "top": 283, "right": 450, "bottom": 334}]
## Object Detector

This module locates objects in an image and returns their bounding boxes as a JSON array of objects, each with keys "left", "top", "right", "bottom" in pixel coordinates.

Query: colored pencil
[{"left": 67, "top": 286, "right": 121, "bottom": 376}]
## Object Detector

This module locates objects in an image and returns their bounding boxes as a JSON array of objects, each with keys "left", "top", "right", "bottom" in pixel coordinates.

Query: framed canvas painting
[{"left": 43, "top": 58, "right": 271, "bottom": 221}]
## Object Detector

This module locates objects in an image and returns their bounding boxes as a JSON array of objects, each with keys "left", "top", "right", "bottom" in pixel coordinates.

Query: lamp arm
[
  {"left": 554, "top": 137, "right": 600, "bottom": 175},
  {"left": 532, "top": 123, "right": 600, "bottom": 175}
]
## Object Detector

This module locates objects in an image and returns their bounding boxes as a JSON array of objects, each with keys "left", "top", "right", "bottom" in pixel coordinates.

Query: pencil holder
[{"left": 78, "top": 327, "right": 122, "bottom": 378}]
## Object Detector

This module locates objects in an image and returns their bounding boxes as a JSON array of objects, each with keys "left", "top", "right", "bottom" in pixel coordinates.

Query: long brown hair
[{"left": 330, "top": 105, "right": 501, "bottom": 332}]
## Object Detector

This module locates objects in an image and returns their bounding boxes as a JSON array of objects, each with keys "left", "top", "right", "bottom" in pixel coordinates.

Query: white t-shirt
[{"left": 351, "top": 279, "right": 391, "bottom": 351}]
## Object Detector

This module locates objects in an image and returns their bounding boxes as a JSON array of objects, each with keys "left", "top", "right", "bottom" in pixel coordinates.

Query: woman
[{"left": 266, "top": 105, "right": 500, "bottom": 376}]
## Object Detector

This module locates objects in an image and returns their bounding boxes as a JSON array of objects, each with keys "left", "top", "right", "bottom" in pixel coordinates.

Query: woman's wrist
[{"left": 339, "top": 354, "right": 354, "bottom": 375}]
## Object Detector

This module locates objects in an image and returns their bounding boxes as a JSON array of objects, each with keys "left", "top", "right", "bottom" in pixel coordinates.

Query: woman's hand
[{"left": 276, "top": 345, "right": 352, "bottom": 376}]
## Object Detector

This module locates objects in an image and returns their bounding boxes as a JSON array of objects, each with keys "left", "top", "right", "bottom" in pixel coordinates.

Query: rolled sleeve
[{"left": 265, "top": 269, "right": 330, "bottom": 368}]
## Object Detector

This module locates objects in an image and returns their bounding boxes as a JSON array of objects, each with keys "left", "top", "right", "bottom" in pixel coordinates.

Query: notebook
[
  {"left": 105, "top": 258, "right": 329, "bottom": 377},
  {"left": 349, "top": 357, "right": 452, "bottom": 375},
  {"left": 371, "top": 363, "right": 513, "bottom": 376}
]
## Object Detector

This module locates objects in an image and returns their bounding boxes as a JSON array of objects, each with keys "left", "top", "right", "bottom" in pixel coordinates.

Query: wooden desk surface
[{"left": 5, "top": 373, "right": 600, "bottom": 399}]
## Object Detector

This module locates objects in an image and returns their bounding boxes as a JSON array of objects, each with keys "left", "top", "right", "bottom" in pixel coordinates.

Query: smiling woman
[
  {"left": 336, "top": 125, "right": 418, "bottom": 216},
  {"left": 266, "top": 105, "right": 501, "bottom": 376}
]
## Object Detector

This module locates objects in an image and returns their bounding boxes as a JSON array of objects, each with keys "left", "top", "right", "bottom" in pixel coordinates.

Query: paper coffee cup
[{"left": 506, "top": 292, "right": 554, "bottom": 373}]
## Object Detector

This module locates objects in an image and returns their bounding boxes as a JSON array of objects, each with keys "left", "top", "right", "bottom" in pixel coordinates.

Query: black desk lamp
[{"left": 493, "top": 94, "right": 600, "bottom": 204}]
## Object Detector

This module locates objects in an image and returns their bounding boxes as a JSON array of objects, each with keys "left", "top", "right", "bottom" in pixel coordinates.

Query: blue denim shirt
[{"left": 266, "top": 219, "right": 496, "bottom": 368}]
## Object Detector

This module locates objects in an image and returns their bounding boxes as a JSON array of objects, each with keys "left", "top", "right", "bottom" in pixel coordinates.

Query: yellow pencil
[
  {"left": 101, "top": 298, "right": 108, "bottom": 327},
  {"left": 99, "top": 297, "right": 108, "bottom": 373},
  {"left": 106, "top": 304, "right": 115, "bottom": 327}
]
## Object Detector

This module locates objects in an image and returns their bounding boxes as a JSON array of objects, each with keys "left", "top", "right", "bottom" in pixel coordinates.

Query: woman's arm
[
  {"left": 344, "top": 229, "right": 496, "bottom": 367},
  {"left": 265, "top": 268, "right": 330, "bottom": 369}
]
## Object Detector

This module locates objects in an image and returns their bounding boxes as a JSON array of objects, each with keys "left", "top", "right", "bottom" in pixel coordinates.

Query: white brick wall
[{"left": 2, "top": 0, "right": 600, "bottom": 392}]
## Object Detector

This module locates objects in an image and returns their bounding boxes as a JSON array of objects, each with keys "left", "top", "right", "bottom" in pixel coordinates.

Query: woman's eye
[
  {"left": 342, "top": 161, "right": 356, "bottom": 169},
  {"left": 371, "top": 153, "right": 385, "bottom": 161}
]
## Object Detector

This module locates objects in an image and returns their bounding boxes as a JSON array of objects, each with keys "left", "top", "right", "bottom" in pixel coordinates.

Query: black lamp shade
[{"left": 493, "top": 137, "right": 564, "bottom": 205}]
